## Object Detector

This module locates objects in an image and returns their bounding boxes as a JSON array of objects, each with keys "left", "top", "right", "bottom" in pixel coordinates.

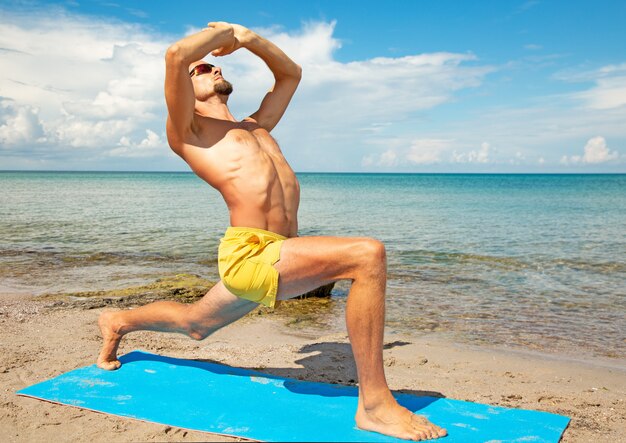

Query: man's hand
[{"left": 209, "top": 22, "right": 254, "bottom": 57}]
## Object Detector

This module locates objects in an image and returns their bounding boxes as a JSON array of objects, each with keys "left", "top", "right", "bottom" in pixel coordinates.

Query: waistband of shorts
[{"left": 223, "top": 226, "right": 288, "bottom": 241}]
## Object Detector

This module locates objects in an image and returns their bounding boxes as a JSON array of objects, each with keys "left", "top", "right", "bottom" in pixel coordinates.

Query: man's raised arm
[
  {"left": 216, "top": 25, "right": 301, "bottom": 132},
  {"left": 164, "top": 23, "right": 234, "bottom": 145}
]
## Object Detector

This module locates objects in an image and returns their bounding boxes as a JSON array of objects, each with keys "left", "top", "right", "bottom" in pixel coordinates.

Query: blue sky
[{"left": 0, "top": 0, "right": 625, "bottom": 172}]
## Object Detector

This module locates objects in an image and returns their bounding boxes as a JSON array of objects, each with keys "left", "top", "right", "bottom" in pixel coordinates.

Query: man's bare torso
[{"left": 170, "top": 115, "right": 300, "bottom": 238}]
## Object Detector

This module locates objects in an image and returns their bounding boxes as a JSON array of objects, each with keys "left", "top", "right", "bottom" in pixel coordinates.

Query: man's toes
[
  {"left": 422, "top": 429, "right": 435, "bottom": 440},
  {"left": 402, "top": 431, "right": 419, "bottom": 441},
  {"left": 414, "top": 429, "right": 429, "bottom": 441},
  {"left": 411, "top": 417, "right": 446, "bottom": 439},
  {"left": 422, "top": 427, "right": 437, "bottom": 439},
  {"left": 410, "top": 423, "right": 439, "bottom": 440},
  {"left": 397, "top": 426, "right": 425, "bottom": 441},
  {"left": 432, "top": 424, "right": 447, "bottom": 438}
]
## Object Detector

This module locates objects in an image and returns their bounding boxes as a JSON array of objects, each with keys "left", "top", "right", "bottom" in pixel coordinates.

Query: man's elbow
[
  {"left": 279, "top": 64, "right": 302, "bottom": 83},
  {"left": 294, "top": 64, "right": 303, "bottom": 80},
  {"left": 165, "top": 44, "right": 185, "bottom": 65}
]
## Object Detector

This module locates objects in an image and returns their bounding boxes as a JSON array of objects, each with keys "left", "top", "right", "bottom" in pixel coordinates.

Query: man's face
[{"left": 189, "top": 61, "right": 233, "bottom": 98}]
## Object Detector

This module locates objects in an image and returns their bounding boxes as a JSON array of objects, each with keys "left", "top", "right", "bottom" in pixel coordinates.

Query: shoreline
[
  {"left": 0, "top": 289, "right": 626, "bottom": 375},
  {"left": 5, "top": 281, "right": 625, "bottom": 369},
  {"left": 1, "top": 292, "right": 624, "bottom": 442},
  {"left": 451, "top": 340, "right": 626, "bottom": 372},
  {"left": 2, "top": 170, "right": 625, "bottom": 175}
]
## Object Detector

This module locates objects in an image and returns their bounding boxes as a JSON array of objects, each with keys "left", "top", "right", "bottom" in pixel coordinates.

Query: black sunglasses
[{"left": 189, "top": 63, "right": 215, "bottom": 77}]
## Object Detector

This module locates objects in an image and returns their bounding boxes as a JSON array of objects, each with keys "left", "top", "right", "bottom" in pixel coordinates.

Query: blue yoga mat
[{"left": 17, "top": 350, "right": 569, "bottom": 442}]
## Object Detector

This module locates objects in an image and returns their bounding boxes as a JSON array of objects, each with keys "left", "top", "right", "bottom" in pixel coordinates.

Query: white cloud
[
  {"left": 360, "top": 148, "right": 398, "bottom": 168},
  {"left": 0, "top": 8, "right": 169, "bottom": 161},
  {"left": 406, "top": 138, "right": 451, "bottom": 165},
  {"left": 559, "top": 64, "right": 626, "bottom": 110},
  {"left": 55, "top": 118, "right": 135, "bottom": 148},
  {"left": 582, "top": 136, "right": 619, "bottom": 163},
  {"left": 423, "top": 68, "right": 626, "bottom": 170},
  {"left": 0, "top": 99, "right": 46, "bottom": 145},
  {"left": 575, "top": 76, "right": 626, "bottom": 110},
  {"left": 1, "top": 6, "right": 625, "bottom": 172},
  {"left": 255, "top": 21, "right": 341, "bottom": 65},
  {"left": 379, "top": 149, "right": 398, "bottom": 167},
  {"left": 110, "top": 129, "right": 166, "bottom": 157},
  {"left": 560, "top": 136, "right": 620, "bottom": 164},
  {"left": 0, "top": 10, "right": 493, "bottom": 170},
  {"left": 218, "top": 22, "right": 492, "bottom": 132},
  {"left": 63, "top": 43, "right": 163, "bottom": 121},
  {"left": 362, "top": 138, "right": 454, "bottom": 167},
  {"left": 451, "top": 142, "right": 491, "bottom": 163}
]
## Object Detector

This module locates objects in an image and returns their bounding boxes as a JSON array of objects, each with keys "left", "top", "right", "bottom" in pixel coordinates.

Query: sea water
[{"left": 1, "top": 172, "right": 624, "bottom": 359}]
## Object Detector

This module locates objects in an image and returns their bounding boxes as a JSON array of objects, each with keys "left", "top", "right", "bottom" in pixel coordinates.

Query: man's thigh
[{"left": 274, "top": 236, "right": 377, "bottom": 301}]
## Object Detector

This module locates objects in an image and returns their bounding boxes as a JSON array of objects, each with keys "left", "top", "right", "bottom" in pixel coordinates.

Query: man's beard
[{"left": 214, "top": 79, "right": 233, "bottom": 96}]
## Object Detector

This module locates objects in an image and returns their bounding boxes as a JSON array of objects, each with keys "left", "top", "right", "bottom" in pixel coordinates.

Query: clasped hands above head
[{"left": 205, "top": 21, "right": 255, "bottom": 57}]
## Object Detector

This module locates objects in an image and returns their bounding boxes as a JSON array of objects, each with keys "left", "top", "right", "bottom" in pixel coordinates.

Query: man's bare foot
[
  {"left": 97, "top": 311, "right": 123, "bottom": 370},
  {"left": 356, "top": 396, "right": 447, "bottom": 441}
]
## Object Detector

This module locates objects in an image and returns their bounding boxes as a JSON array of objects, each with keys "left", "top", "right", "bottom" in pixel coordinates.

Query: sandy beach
[
  {"left": 1, "top": 287, "right": 624, "bottom": 443},
  {"left": 2, "top": 0, "right": 625, "bottom": 439}
]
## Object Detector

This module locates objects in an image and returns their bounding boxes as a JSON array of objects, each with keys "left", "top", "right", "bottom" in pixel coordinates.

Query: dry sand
[{"left": 1, "top": 293, "right": 624, "bottom": 442}]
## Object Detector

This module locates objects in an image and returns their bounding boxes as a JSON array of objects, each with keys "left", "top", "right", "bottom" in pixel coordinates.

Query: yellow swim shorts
[{"left": 218, "top": 226, "right": 287, "bottom": 308}]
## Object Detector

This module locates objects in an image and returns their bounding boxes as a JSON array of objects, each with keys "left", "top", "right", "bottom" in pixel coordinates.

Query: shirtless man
[{"left": 96, "top": 21, "right": 447, "bottom": 441}]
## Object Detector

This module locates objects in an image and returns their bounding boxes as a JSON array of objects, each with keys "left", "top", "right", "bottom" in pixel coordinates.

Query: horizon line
[{"left": 1, "top": 170, "right": 625, "bottom": 175}]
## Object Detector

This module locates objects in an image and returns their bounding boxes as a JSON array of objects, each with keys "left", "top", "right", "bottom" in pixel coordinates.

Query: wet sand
[{"left": 1, "top": 291, "right": 624, "bottom": 442}]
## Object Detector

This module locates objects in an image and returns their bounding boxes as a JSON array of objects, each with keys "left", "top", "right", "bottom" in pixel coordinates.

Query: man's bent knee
[
  {"left": 354, "top": 238, "right": 386, "bottom": 275},
  {"left": 182, "top": 304, "right": 218, "bottom": 340},
  {"left": 185, "top": 317, "right": 218, "bottom": 340},
  {"left": 358, "top": 238, "right": 386, "bottom": 261},
  {"left": 369, "top": 238, "right": 387, "bottom": 261}
]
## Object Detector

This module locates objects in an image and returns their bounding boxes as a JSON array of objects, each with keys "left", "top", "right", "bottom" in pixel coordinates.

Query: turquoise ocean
[{"left": 1, "top": 172, "right": 624, "bottom": 360}]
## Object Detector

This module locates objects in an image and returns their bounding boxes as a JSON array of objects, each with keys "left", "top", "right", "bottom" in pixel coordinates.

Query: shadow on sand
[{"left": 121, "top": 340, "right": 445, "bottom": 412}]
